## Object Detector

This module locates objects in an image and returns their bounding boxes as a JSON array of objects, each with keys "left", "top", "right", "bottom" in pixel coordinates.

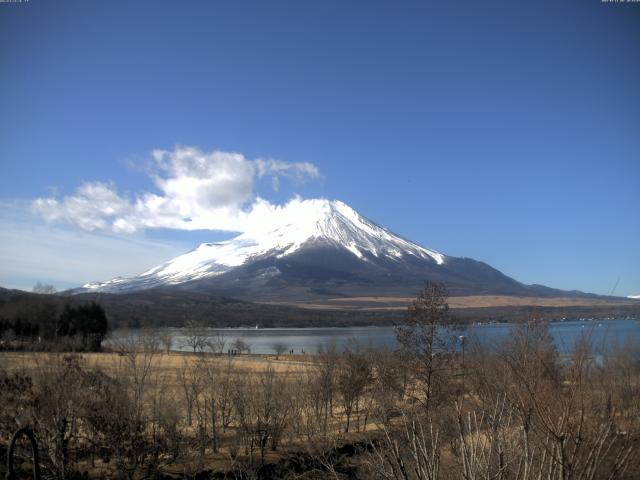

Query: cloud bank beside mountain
[
  {"left": 32, "top": 146, "right": 322, "bottom": 235},
  {"left": 0, "top": 209, "right": 186, "bottom": 291}
]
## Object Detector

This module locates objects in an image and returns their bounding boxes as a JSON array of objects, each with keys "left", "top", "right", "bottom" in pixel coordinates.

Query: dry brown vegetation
[
  {"left": 2, "top": 284, "right": 640, "bottom": 480},
  {"left": 273, "top": 295, "right": 640, "bottom": 311}
]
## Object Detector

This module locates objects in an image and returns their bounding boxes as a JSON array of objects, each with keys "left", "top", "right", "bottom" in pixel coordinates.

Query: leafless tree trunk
[
  {"left": 396, "top": 282, "right": 454, "bottom": 412},
  {"left": 337, "top": 346, "right": 372, "bottom": 433}
]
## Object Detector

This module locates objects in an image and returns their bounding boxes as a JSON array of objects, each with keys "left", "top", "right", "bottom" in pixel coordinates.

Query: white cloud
[
  {"left": 32, "top": 146, "right": 321, "bottom": 234},
  {"left": 254, "top": 158, "right": 321, "bottom": 183},
  {"left": 33, "top": 182, "right": 134, "bottom": 233}
]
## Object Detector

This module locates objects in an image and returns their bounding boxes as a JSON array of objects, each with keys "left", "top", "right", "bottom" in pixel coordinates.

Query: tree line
[{"left": 0, "top": 302, "right": 108, "bottom": 351}]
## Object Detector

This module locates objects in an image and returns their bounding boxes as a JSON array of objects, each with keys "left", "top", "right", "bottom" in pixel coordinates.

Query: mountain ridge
[{"left": 74, "top": 199, "right": 603, "bottom": 301}]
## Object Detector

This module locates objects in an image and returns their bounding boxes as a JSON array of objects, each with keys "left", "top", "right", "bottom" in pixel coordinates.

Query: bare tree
[
  {"left": 177, "top": 362, "right": 201, "bottom": 426},
  {"left": 316, "top": 342, "right": 338, "bottom": 435},
  {"left": 252, "top": 368, "right": 293, "bottom": 461},
  {"left": 160, "top": 333, "right": 173, "bottom": 355},
  {"left": 230, "top": 367, "right": 293, "bottom": 464},
  {"left": 232, "top": 338, "right": 251, "bottom": 355},
  {"left": 118, "top": 332, "right": 160, "bottom": 426},
  {"left": 32, "top": 355, "right": 87, "bottom": 480},
  {"left": 194, "top": 356, "right": 236, "bottom": 453},
  {"left": 183, "top": 321, "right": 208, "bottom": 353},
  {"left": 205, "top": 331, "right": 226, "bottom": 355},
  {"left": 369, "top": 408, "right": 441, "bottom": 480},
  {"left": 88, "top": 359, "right": 157, "bottom": 480},
  {"left": 371, "top": 348, "right": 407, "bottom": 425},
  {"left": 337, "top": 345, "right": 372, "bottom": 433},
  {"left": 396, "top": 282, "right": 454, "bottom": 411},
  {"left": 271, "top": 342, "right": 288, "bottom": 359}
]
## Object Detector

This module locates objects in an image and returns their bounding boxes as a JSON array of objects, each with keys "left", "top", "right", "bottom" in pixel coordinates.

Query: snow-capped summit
[
  {"left": 629, "top": 295, "right": 640, "bottom": 300},
  {"left": 81, "top": 199, "right": 446, "bottom": 293},
  {"left": 79, "top": 198, "right": 559, "bottom": 300},
  {"left": 228, "top": 199, "right": 445, "bottom": 264}
]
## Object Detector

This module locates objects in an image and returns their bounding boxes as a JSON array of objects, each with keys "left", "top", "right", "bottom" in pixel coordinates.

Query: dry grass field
[
  {"left": 0, "top": 350, "right": 317, "bottom": 375},
  {"left": 265, "top": 294, "right": 640, "bottom": 311},
  {"left": 0, "top": 348, "right": 387, "bottom": 479}
]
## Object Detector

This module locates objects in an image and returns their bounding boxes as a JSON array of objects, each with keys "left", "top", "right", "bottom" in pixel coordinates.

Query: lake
[{"left": 107, "top": 318, "right": 640, "bottom": 355}]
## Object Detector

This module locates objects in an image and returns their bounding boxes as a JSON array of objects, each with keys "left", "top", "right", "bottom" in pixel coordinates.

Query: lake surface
[{"left": 107, "top": 318, "right": 640, "bottom": 355}]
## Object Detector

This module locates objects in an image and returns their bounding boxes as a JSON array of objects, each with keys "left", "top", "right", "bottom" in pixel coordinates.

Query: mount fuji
[{"left": 77, "top": 199, "right": 574, "bottom": 301}]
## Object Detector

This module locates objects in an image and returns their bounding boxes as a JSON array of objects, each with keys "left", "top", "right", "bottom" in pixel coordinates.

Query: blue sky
[{"left": 0, "top": 0, "right": 639, "bottom": 295}]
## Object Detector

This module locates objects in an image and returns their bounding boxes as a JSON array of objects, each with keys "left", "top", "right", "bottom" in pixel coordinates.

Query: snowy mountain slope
[
  {"left": 77, "top": 199, "right": 573, "bottom": 300},
  {"left": 629, "top": 295, "right": 640, "bottom": 300},
  {"left": 80, "top": 199, "right": 447, "bottom": 293}
]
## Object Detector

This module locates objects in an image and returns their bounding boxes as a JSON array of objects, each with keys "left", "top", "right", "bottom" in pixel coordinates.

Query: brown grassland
[
  {"left": 269, "top": 295, "right": 640, "bottom": 311},
  {"left": 2, "top": 284, "right": 640, "bottom": 479}
]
